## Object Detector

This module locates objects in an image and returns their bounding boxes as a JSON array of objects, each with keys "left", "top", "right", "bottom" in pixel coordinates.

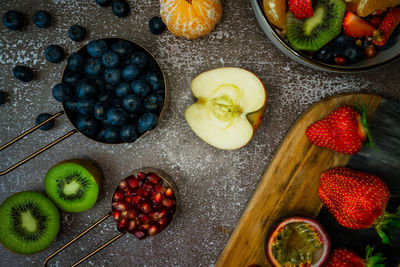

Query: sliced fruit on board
[
  {"left": 262, "top": 0, "right": 287, "bottom": 30},
  {"left": 0, "top": 191, "right": 60, "bottom": 254},
  {"left": 343, "top": 11, "right": 376, "bottom": 37},
  {"left": 266, "top": 217, "right": 330, "bottom": 267},
  {"left": 184, "top": 67, "right": 267, "bottom": 150},
  {"left": 326, "top": 246, "right": 385, "bottom": 267},
  {"left": 373, "top": 7, "right": 400, "bottom": 46},
  {"left": 356, "top": 0, "right": 400, "bottom": 17},
  {"left": 287, "top": 0, "right": 346, "bottom": 52}
]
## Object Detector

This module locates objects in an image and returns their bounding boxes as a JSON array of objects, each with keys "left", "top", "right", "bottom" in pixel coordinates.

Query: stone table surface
[{"left": 1, "top": 0, "right": 400, "bottom": 266}]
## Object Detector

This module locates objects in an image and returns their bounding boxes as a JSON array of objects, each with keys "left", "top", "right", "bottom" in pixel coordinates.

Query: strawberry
[
  {"left": 326, "top": 246, "right": 385, "bottom": 267},
  {"left": 288, "top": 0, "right": 313, "bottom": 20},
  {"left": 343, "top": 11, "right": 376, "bottom": 38},
  {"left": 373, "top": 7, "right": 400, "bottom": 46},
  {"left": 306, "top": 104, "right": 372, "bottom": 155},
  {"left": 319, "top": 167, "right": 400, "bottom": 244}
]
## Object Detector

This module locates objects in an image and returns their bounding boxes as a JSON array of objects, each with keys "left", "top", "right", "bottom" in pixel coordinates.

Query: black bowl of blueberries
[{"left": 52, "top": 38, "right": 166, "bottom": 144}]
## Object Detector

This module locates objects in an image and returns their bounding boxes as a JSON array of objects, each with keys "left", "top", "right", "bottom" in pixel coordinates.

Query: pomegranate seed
[
  {"left": 164, "top": 188, "right": 174, "bottom": 199},
  {"left": 117, "top": 218, "right": 128, "bottom": 232},
  {"left": 151, "top": 208, "right": 167, "bottom": 221},
  {"left": 123, "top": 186, "right": 132, "bottom": 196},
  {"left": 137, "top": 171, "right": 146, "bottom": 181},
  {"left": 147, "top": 172, "right": 161, "bottom": 184},
  {"left": 118, "top": 179, "right": 127, "bottom": 190},
  {"left": 113, "top": 210, "right": 121, "bottom": 221},
  {"left": 143, "top": 182, "right": 153, "bottom": 190},
  {"left": 138, "top": 214, "right": 150, "bottom": 224},
  {"left": 113, "top": 190, "right": 124, "bottom": 202},
  {"left": 154, "top": 184, "right": 166, "bottom": 193},
  {"left": 158, "top": 217, "right": 169, "bottom": 228},
  {"left": 127, "top": 176, "right": 139, "bottom": 189},
  {"left": 127, "top": 208, "right": 138, "bottom": 219},
  {"left": 124, "top": 196, "right": 131, "bottom": 203},
  {"left": 131, "top": 195, "right": 141, "bottom": 206},
  {"left": 334, "top": 56, "right": 348, "bottom": 65},
  {"left": 112, "top": 201, "right": 129, "bottom": 211},
  {"left": 140, "top": 202, "right": 152, "bottom": 213},
  {"left": 134, "top": 230, "right": 146, "bottom": 239},
  {"left": 140, "top": 224, "right": 150, "bottom": 231},
  {"left": 162, "top": 198, "right": 173, "bottom": 209},
  {"left": 152, "top": 192, "right": 163, "bottom": 204},
  {"left": 141, "top": 189, "right": 149, "bottom": 199},
  {"left": 128, "top": 219, "right": 136, "bottom": 232},
  {"left": 120, "top": 210, "right": 128, "bottom": 218},
  {"left": 148, "top": 225, "right": 159, "bottom": 236}
]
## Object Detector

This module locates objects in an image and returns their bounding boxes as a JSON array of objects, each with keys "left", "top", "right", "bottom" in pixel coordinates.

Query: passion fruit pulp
[{"left": 266, "top": 217, "right": 330, "bottom": 267}]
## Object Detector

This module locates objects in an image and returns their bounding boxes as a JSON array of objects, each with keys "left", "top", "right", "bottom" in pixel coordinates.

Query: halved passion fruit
[{"left": 266, "top": 217, "right": 330, "bottom": 267}]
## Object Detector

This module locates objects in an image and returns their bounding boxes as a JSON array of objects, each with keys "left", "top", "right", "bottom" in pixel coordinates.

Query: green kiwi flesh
[
  {"left": 44, "top": 159, "right": 101, "bottom": 213},
  {"left": 0, "top": 191, "right": 60, "bottom": 254},
  {"left": 286, "top": 0, "right": 346, "bottom": 52}
]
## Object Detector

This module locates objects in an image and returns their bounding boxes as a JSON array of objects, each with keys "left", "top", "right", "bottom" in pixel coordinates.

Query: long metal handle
[
  {"left": 0, "top": 111, "right": 77, "bottom": 176},
  {"left": 71, "top": 232, "right": 125, "bottom": 267},
  {"left": 43, "top": 212, "right": 112, "bottom": 267}
]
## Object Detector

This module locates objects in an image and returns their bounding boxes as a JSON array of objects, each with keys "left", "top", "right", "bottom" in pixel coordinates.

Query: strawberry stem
[
  {"left": 365, "top": 245, "right": 386, "bottom": 267},
  {"left": 355, "top": 102, "right": 374, "bottom": 148},
  {"left": 374, "top": 206, "right": 400, "bottom": 244}
]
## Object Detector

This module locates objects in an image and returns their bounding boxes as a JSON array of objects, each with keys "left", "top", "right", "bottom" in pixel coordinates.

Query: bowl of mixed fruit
[{"left": 252, "top": 0, "right": 400, "bottom": 72}]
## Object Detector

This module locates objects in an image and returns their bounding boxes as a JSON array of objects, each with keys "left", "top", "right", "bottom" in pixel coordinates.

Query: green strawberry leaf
[
  {"left": 365, "top": 245, "right": 386, "bottom": 267},
  {"left": 375, "top": 207, "right": 400, "bottom": 244},
  {"left": 355, "top": 102, "right": 374, "bottom": 148}
]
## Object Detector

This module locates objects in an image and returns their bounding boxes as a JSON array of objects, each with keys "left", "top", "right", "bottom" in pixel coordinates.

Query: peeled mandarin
[
  {"left": 262, "top": 0, "right": 287, "bottom": 30},
  {"left": 357, "top": 0, "right": 400, "bottom": 17}
]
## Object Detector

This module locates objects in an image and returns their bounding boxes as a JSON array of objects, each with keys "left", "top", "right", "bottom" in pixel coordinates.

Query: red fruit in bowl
[
  {"left": 137, "top": 171, "right": 146, "bottom": 181},
  {"left": 157, "top": 217, "right": 169, "bottom": 228},
  {"left": 373, "top": 7, "right": 400, "bottom": 46},
  {"left": 127, "top": 176, "right": 139, "bottom": 189},
  {"left": 147, "top": 172, "right": 162, "bottom": 184},
  {"left": 139, "top": 213, "right": 150, "bottom": 224},
  {"left": 152, "top": 192, "right": 163, "bottom": 204},
  {"left": 117, "top": 218, "right": 128, "bottom": 232},
  {"left": 127, "top": 219, "right": 136, "bottom": 232},
  {"left": 266, "top": 217, "right": 330, "bottom": 267},
  {"left": 343, "top": 11, "right": 376, "bottom": 37},
  {"left": 140, "top": 202, "right": 152, "bottom": 213},
  {"left": 288, "top": 0, "right": 313, "bottom": 20},
  {"left": 113, "top": 190, "right": 124, "bottom": 202},
  {"left": 112, "top": 201, "right": 129, "bottom": 211},
  {"left": 113, "top": 210, "right": 121, "bottom": 221},
  {"left": 131, "top": 195, "right": 141, "bottom": 206},
  {"left": 154, "top": 184, "right": 166, "bottom": 193},
  {"left": 150, "top": 208, "right": 168, "bottom": 221},
  {"left": 124, "top": 196, "right": 131, "bottom": 203},
  {"left": 148, "top": 224, "right": 159, "bottom": 236},
  {"left": 140, "top": 223, "right": 150, "bottom": 231},
  {"left": 143, "top": 182, "right": 153, "bottom": 191},
  {"left": 165, "top": 187, "right": 174, "bottom": 198},
  {"left": 162, "top": 198, "right": 174, "bottom": 209},
  {"left": 326, "top": 246, "right": 385, "bottom": 267},
  {"left": 118, "top": 179, "right": 127, "bottom": 190},
  {"left": 134, "top": 230, "right": 146, "bottom": 239},
  {"left": 127, "top": 208, "right": 138, "bottom": 219}
]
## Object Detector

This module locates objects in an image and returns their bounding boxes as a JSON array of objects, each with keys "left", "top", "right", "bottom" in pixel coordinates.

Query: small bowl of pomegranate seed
[{"left": 111, "top": 168, "right": 177, "bottom": 239}]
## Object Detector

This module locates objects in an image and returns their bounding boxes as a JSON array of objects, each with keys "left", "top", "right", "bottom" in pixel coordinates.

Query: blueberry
[
  {"left": 0, "top": 91, "right": 7, "bottom": 105},
  {"left": 52, "top": 83, "right": 73, "bottom": 102},
  {"left": 144, "top": 93, "right": 163, "bottom": 112},
  {"left": 68, "top": 25, "right": 86, "bottom": 42},
  {"left": 102, "top": 51, "right": 120, "bottom": 68},
  {"left": 97, "top": 128, "right": 107, "bottom": 141},
  {"left": 33, "top": 11, "right": 51, "bottom": 28},
  {"left": 333, "top": 35, "right": 353, "bottom": 48},
  {"left": 112, "top": 98, "right": 122, "bottom": 108},
  {"left": 106, "top": 107, "right": 128, "bottom": 126},
  {"left": 115, "top": 81, "right": 131, "bottom": 97},
  {"left": 120, "top": 124, "right": 137, "bottom": 143},
  {"left": 344, "top": 46, "right": 363, "bottom": 64},
  {"left": 68, "top": 53, "right": 84, "bottom": 71},
  {"left": 64, "top": 100, "right": 78, "bottom": 112},
  {"left": 127, "top": 112, "right": 138, "bottom": 123},
  {"left": 111, "top": 40, "right": 133, "bottom": 58},
  {"left": 13, "top": 65, "right": 34, "bottom": 82},
  {"left": 122, "top": 64, "right": 140, "bottom": 81},
  {"left": 131, "top": 79, "right": 151, "bottom": 97},
  {"left": 77, "top": 100, "right": 95, "bottom": 115},
  {"left": 103, "top": 126, "right": 121, "bottom": 143},
  {"left": 3, "top": 11, "right": 24, "bottom": 31},
  {"left": 76, "top": 79, "right": 97, "bottom": 99},
  {"left": 94, "top": 102, "right": 109, "bottom": 120},
  {"left": 35, "top": 113, "right": 55, "bottom": 131},
  {"left": 137, "top": 113, "right": 158, "bottom": 134},
  {"left": 85, "top": 57, "right": 103, "bottom": 76},
  {"left": 332, "top": 46, "right": 343, "bottom": 58},
  {"left": 76, "top": 115, "right": 100, "bottom": 137},
  {"left": 97, "top": 91, "right": 112, "bottom": 103},
  {"left": 145, "top": 71, "right": 164, "bottom": 91},
  {"left": 131, "top": 51, "right": 148, "bottom": 69},
  {"left": 88, "top": 75, "right": 106, "bottom": 91},
  {"left": 149, "top": 16, "right": 166, "bottom": 35},
  {"left": 45, "top": 45, "right": 65, "bottom": 63},
  {"left": 104, "top": 68, "right": 121, "bottom": 85},
  {"left": 112, "top": 0, "right": 130, "bottom": 18},
  {"left": 62, "top": 71, "right": 81, "bottom": 86},
  {"left": 87, "top": 39, "right": 108, "bottom": 58},
  {"left": 96, "top": 0, "right": 112, "bottom": 7},
  {"left": 123, "top": 94, "right": 141, "bottom": 113},
  {"left": 314, "top": 46, "right": 334, "bottom": 64}
]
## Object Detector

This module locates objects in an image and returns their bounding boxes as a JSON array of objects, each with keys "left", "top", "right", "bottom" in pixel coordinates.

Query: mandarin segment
[
  {"left": 262, "top": 0, "right": 287, "bottom": 30},
  {"left": 356, "top": 0, "right": 400, "bottom": 17}
]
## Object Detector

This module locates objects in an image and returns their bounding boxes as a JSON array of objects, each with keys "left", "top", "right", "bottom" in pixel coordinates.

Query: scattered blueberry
[
  {"left": 102, "top": 50, "right": 120, "bottom": 68},
  {"left": 144, "top": 93, "right": 163, "bottom": 112},
  {"left": 145, "top": 71, "right": 164, "bottom": 91},
  {"left": 33, "top": 11, "right": 51, "bottom": 28},
  {"left": 333, "top": 35, "right": 353, "bottom": 48},
  {"left": 77, "top": 99, "right": 95, "bottom": 115},
  {"left": 149, "top": 16, "right": 166, "bottom": 35},
  {"left": 87, "top": 39, "right": 108, "bottom": 58},
  {"left": 13, "top": 65, "right": 34, "bottom": 82},
  {"left": 76, "top": 79, "right": 97, "bottom": 99},
  {"left": 64, "top": 100, "right": 78, "bottom": 112},
  {"left": 123, "top": 94, "right": 141, "bottom": 112},
  {"left": 94, "top": 102, "right": 109, "bottom": 120},
  {"left": 314, "top": 46, "right": 333, "bottom": 64},
  {"left": 104, "top": 126, "right": 121, "bottom": 143},
  {"left": 96, "top": 0, "right": 112, "bottom": 7},
  {"left": 3, "top": 11, "right": 24, "bottom": 30},
  {"left": 131, "top": 79, "right": 150, "bottom": 97},
  {"left": 0, "top": 91, "right": 7, "bottom": 105},
  {"left": 131, "top": 51, "right": 148, "bottom": 69},
  {"left": 45, "top": 45, "right": 65, "bottom": 63},
  {"left": 111, "top": 40, "right": 133, "bottom": 58},
  {"left": 344, "top": 46, "right": 363, "bottom": 64},
  {"left": 35, "top": 113, "right": 55, "bottom": 131},
  {"left": 115, "top": 81, "right": 131, "bottom": 97},
  {"left": 68, "top": 53, "right": 84, "bottom": 71},
  {"left": 68, "top": 25, "right": 86, "bottom": 42},
  {"left": 63, "top": 71, "right": 81, "bottom": 86},
  {"left": 84, "top": 57, "right": 103, "bottom": 76},
  {"left": 122, "top": 64, "right": 140, "bottom": 81},
  {"left": 137, "top": 113, "right": 158, "bottom": 134},
  {"left": 77, "top": 115, "right": 100, "bottom": 137},
  {"left": 52, "top": 83, "right": 72, "bottom": 102},
  {"left": 104, "top": 68, "right": 121, "bottom": 85},
  {"left": 106, "top": 107, "right": 128, "bottom": 126},
  {"left": 120, "top": 124, "right": 137, "bottom": 143},
  {"left": 112, "top": 0, "right": 130, "bottom": 18}
]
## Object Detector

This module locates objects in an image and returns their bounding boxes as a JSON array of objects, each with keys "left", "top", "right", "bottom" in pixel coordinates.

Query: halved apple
[{"left": 184, "top": 67, "right": 267, "bottom": 150}]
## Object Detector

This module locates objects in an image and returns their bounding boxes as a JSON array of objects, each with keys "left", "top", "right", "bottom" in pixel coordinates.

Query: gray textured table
[{"left": 1, "top": 1, "right": 400, "bottom": 266}]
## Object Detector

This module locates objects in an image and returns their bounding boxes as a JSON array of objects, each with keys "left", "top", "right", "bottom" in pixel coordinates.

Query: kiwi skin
[{"left": 45, "top": 159, "right": 102, "bottom": 213}]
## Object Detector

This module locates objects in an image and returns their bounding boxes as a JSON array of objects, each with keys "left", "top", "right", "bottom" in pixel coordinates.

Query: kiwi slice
[
  {"left": 44, "top": 159, "right": 101, "bottom": 213},
  {"left": 0, "top": 191, "right": 60, "bottom": 254},
  {"left": 286, "top": 0, "right": 346, "bottom": 52}
]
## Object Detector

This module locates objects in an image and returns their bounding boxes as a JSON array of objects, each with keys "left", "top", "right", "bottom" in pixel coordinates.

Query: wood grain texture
[{"left": 216, "top": 93, "right": 382, "bottom": 267}]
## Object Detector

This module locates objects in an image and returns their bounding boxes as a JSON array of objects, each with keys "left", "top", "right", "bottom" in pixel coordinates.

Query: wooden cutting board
[{"left": 216, "top": 93, "right": 383, "bottom": 267}]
